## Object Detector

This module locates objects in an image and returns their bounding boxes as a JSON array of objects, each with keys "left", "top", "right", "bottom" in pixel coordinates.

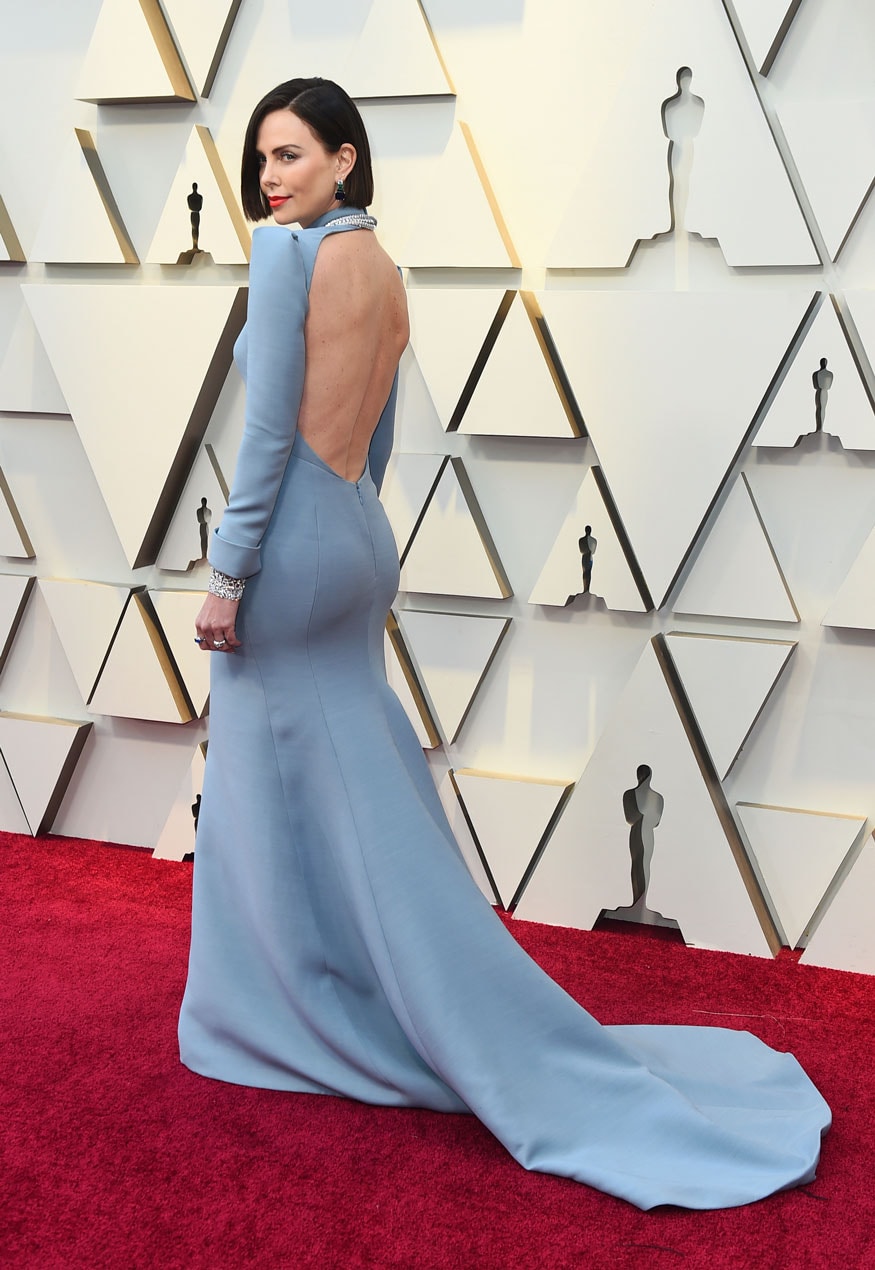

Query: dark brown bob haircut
[{"left": 240, "top": 77, "right": 374, "bottom": 220}]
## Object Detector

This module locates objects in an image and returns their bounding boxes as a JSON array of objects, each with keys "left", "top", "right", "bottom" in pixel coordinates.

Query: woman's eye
[{"left": 280, "top": 152, "right": 296, "bottom": 161}]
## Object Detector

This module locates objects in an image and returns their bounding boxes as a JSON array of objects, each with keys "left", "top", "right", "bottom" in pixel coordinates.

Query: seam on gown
[
  {"left": 307, "top": 498, "right": 452, "bottom": 1087},
  {"left": 241, "top": 504, "right": 396, "bottom": 1094}
]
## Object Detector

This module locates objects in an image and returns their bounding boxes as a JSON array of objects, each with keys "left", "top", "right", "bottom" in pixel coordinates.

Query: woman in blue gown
[{"left": 179, "top": 78, "right": 830, "bottom": 1211}]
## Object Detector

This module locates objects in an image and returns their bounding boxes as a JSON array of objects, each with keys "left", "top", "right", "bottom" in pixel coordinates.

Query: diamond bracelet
[{"left": 208, "top": 567, "right": 246, "bottom": 601}]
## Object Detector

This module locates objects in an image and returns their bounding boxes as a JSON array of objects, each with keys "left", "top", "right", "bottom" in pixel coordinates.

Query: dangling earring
[{"left": 335, "top": 177, "right": 346, "bottom": 202}]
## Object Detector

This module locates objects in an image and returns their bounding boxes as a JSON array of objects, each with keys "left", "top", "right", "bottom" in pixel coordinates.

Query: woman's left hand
[{"left": 195, "top": 594, "right": 241, "bottom": 652}]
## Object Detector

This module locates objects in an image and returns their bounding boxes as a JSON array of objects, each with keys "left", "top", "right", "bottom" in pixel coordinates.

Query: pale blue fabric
[{"left": 179, "top": 209, "right": 830, "bottom": 1210}]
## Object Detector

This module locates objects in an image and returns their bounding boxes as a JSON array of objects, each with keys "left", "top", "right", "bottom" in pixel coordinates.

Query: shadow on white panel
[
  {"left": 400, "top": 457, "right": 512, "bottom": 599},
  {"left": 406, "top": 289, "right": 508, "bottom": 430},
  {"left": 755, "top": 295, "right": 875, "bottom": 451},
  {"left": 38, "top": 579, "right": 130, "bottom": 704},
  {"left": 730, "top": 0, "right": 803, "bottom": 75},
  {"left": 800, "top": 834, "right": 875, "bottom": 973},
  {"left": 457, "top": 293, "right": 581, "bottom": 439},
  {"left": 549, "top": 0, "right": 816, "bottom": 267},
  {"left": 29, "top": 130, "right": 138, "bottom": 266},
  {"left": 146, "top": 126, "right": 250, "bottom": 265},
  {"left": 542, "top": 290, "right": 809, "bottom": 607},
  {"left": 77, "top": 0, "right": 195, "bottom": 103},
  {"left": 822, "top": 518, "right": 875, "bottom": 631},
  {"left": 666, "top": 632, "right": 795, "bottom": 779},
  {"left": 23, "top": 283, "right": 245, "bottom": 568},
  {"left": 397, "top": 608, "right": 510, "bottom": 743},
  {"left": 514, "top": 639, "right": 776, "bottom": 956},
  {"left": 157, "top": 446, "right": 228, "bottom": 573},
  {"left": 160, "top": 0, "right": 242, "bottom": 97},
  {"left": 673, "top": 475, "right": 799, "bottom": 623},
  {"left": 0, "top": 712, "right": 92, "bottom": 835},
  {"left": 451, "top": 769, "right": 573, "bottom": 911},
  {"left": 89, "top": 593, "right": 192, "bottom": 724},
  {"left": 0, "top": 288, "right": 67, "bottom": 414},
  {"left": 340, "top": 0, "right": 453, "bottom": 99},
  {"left": 529, "top": 467, "right": 649, "bottom": 613},
  {"left": 737, "top": 802, "right": 867, "bottom": 949},
  {"left": 0, "top": 575, "right": 34, "bottom": 674},
  {"left": 380, "top": 453, "right": 445, "bottom": 560}
]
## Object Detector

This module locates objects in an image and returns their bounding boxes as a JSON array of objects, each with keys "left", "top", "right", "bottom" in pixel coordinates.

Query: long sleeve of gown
[{"left": 209, "top": 227, "right": 307, "bottom": 580}]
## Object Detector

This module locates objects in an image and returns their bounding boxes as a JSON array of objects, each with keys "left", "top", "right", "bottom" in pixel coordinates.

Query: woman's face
[{"left": 255, "top": 108, "right": 354, "bottom": 228}]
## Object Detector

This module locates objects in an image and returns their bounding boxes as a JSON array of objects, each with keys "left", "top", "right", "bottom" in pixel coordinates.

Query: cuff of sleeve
[{"left": 207, "top": 529, "right": 261, "bottom": 580}]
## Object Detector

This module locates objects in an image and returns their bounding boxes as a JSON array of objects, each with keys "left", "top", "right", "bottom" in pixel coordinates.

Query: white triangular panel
[
  {"left": 380, "top": 453, "right": 445, "bottom": 559},
  {"left": 0, "top": 713, "right": 91, "bottom": 835},
  {"left": 844, "top": 290, "right": 875, "bottom": 381},
  {"left": 458, "top": 294, "right": 576, "bottom": 437},
  {"left": 397, "top": 609, "right": 510, "bottom": 742},
  {"left": 779, "top": 99, "right": 875, "bottom": 260},
  {"left": 77, "top": 0, "right": 195, "bottom": 103},
  {"left": 89, "top": 594, "right": 191, "bottom": 723},
  {"left": 0, "top": 288, "right": 67, "bottom": 414},
  {"left": 29, "top": 131, "right": 137, "bottom": 265},
  {"left": 400, "top": 459, "right": 511, "bottom": 599},
  {"left": 732, "top": 0, "right": 800, "bottom": 71},
  {"left": 384, "top": 623, "right": 439, "bottom": 750},
  {"left": 23, "top": 283, "right": 242, "bottom": 568},
  {"left": 452, "top": 770, "right": 571, "bottom": 910},
  {"left": 755, "top": 296, "right": 875, "bottom": 449},
  {"left": 800, "top": 835, "right": 875, "bottom": 973},
  {"left": 160, "top": 0, "right": 241, "bottom": 96},
  {"left": 674, "top": 476, "right": 799, "bottom": 622},
  {"left": 157, "top": 446, "right": 227, "bottom": 572},
  {"left": 0, "top": 470, "right": 33, "bottom": 557},
  {"left": 153, "top": 744, "right": 206, "bottom": 860},
  {"left": 737, "top": 803, "right": 866, "bottom": 948},
  {"left": 406, "top": 289, "right": 507, "bottom": 428},
  {"left": 398, "top": 125, "right": 517, "bottom": 268},
  {"left": 38, "top": 579, "right": 130, "bottom": 703},
  {"left": 514, "top": 641, "right": 772, "bottom": 956},
  {"left": 149, "top": 588, "right": 210, "bottom": 716},
  {"left": 548, "top": 0, "right": 816, "bottom": 267},
  {"left": 146, "top": 125, "right": 249, "bottom": 264},
  {"left": 822, "top": 519, "right": 875, "bottom": 631},
  {"left": 529, "top": 467, "right": 647, "bottom": 612},
  {"left": 542, "top": 290, "right": 807, "bottom": 606},
  {"left": 666, "top": 633, "right": 795, "bottom": 778},
  {"left": 341, "top": 0, "right": 453, "bottom": 99},
  {"left": 0, "top": 755, "right": 30, "bottom": 834},
  {"left": 0, "top": 575, "right": 34, "bottom": 672}
]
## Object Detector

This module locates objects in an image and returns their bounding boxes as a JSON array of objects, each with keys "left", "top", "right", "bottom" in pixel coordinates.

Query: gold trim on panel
[
  {"left": 0, "top": 468, "right": 34, "bottom": 558},
  {"left": 447, "top": 292, "right": 515, "bottom": 432},
  {"left": 385, "top": 611, "right": 442, "bottom": 748},
  {"left": 74, "top": 129, "right": 139, "bottom": 265},
  {"left": 458, "top": 122, "right": 521, "bottom": 269},
  {"left": 449, "top": 457, "right": 513, "bottom": 599},
  {"left": 520, "top": 292, "right": 586, "bottom": 437},
  {"left": 138, "top": 0, "right": 196, "bottom": 100},
  {"left": 196, "top": 125, "right": 251, "bottom": 260},
  {"left": 0, "top": 195, "right": 25, "bottom": 262},
  {"left": 0, "top": 576, "right": 35, "bottom": 673},
  {"left": 653, "top": 632, "right": 783, "bottom": 955},
  {"left": 133, "top": 592, "right": 194, "bottom": 723},
  {"left": 200, "top": 0, "right": 243, "bottom": 98},
  {"left": 414, "top": 0, "right": 456, "bottom": 94}
]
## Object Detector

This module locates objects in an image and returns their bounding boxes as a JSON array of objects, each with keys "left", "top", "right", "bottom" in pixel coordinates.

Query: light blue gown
[{"left": 178, "top": 208, "right": 830, "bottom": 1210}]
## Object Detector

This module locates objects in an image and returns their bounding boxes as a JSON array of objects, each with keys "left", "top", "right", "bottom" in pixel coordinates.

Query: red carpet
[{"left": 2, "top": 831, "right": 874, "bottom": 1269}]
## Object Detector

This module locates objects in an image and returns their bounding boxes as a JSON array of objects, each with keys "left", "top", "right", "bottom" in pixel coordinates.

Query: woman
[{"left": 179, "top": 78, "right": 829, "bottom": 1210}]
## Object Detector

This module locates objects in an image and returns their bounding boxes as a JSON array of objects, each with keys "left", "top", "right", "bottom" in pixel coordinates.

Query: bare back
[{"left": 298, "top": 230, "right": 408, "bottom": 481}]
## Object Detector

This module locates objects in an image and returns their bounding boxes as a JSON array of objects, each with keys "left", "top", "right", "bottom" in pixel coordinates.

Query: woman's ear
[{"left": 336, "top": 143, "right": 357, "bottom": 181}]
